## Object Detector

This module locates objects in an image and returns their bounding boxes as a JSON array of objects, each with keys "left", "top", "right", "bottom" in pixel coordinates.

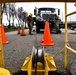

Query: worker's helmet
[{"left": 29, "top": 13, "right": 33, "bottom": 17}]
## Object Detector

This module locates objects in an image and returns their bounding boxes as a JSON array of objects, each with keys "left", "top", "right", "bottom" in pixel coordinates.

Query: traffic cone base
[
  {"left": 41, "top": 21, "right": 54, "bottom": 46},
  {"left": 17, "top": 27, "right": 20, "bottom": 34},
  {"left": 41, "top": 39, "right": 44, "bottom": 43},
  {"left": 21, "top": 25, "right": 26, "bottom": 36},
  {"left": 21, "top": 34, "right": 26, "bottom": 36},
  {"left": 3, "top": 41, "right": 8, "bottom": 44},
  {"left": 42, "top": 42, "right": 54, "bottom": 46},
  {"left": 41, "top": 38, "right": 53, "bottom": 43}
]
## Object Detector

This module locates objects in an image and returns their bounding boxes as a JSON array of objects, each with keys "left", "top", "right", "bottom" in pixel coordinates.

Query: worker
[
  {"left": 54, "top": 14, "right": 61, "bottom": 33},
  {"left": 27, "top": 13, "right": 33, "bottom": 35}
]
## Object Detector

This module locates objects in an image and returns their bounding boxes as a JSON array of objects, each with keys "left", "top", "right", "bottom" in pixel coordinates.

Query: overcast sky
[
  {"left": 2, "top": 2, "right": 76, "bottom": 25},
  {"left": 15, "top": 2, "right": 76, "bottom": 22}
]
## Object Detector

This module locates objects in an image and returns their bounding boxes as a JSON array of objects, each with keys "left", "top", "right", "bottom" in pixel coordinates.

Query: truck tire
[
  {"left": 54, "top": 25, "right": 61, "bottom": 34},
  {"left": 36, "top": 27, "right": 40, "bottom": 33},
  {"left": 70, "top": 27, "right": 75, "bottom": 30},
  {"left": 55, "top": 30, "right": 61, "bottom": 34}
]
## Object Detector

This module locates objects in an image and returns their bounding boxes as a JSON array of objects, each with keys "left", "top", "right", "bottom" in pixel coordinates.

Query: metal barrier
[
  {"left": 0, "top": 3, "right": 4, "bottom": 68},
  {"left": 64, "top": 2, "right": 76, "bottom": 69}
]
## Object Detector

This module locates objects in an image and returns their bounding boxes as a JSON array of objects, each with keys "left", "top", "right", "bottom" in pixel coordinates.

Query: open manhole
[{"left": 13, "top": 71, "right": 67, "bottom": 75}]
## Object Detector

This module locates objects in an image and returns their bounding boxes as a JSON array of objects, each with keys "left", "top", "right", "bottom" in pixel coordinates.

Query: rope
[
  {"left": 33, "top": 31, "right": 38, "bottom": 75},
  {"left": 34, "top": 47, "right": 38, "bottom": 75},
  {"left": 47, "top": 47, "right": 64, "bottom": 58}
]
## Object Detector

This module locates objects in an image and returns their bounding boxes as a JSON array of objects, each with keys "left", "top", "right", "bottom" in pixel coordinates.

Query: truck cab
[{"left": 34, "top": 7, "right": 61, "bottom": 33}]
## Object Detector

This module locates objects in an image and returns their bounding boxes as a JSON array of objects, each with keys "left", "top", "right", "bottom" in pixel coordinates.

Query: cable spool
[{"left": 32, "top": 46, "right": 44, "bottom": 67}]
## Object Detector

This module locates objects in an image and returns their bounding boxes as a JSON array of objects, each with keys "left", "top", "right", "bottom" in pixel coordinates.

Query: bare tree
[
  {"left": 22, "top": 11, "right": 28, "bottom": 28},
  {"left": 4, "top": 3, "right": 11, "bottom": 28},
  {"left": 16, "top": 7, "right": 23, "bottom": 27},
  {"left": 2, "top": 3, "right": 16, "bottom": 28},
  {"left": 10, "top": 3, "right": 17, "bottom": 28},
  {"left": 2, "top": 3, "right": 7, "bottom": 24}
]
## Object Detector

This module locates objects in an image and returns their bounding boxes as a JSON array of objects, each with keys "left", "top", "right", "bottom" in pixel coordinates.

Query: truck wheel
[
  {"left": 55, "top": 30, "right": 59, "bottom": 34},
  {"left": 36, "top": 27, "right": 40, "bottom": 33},
  {"left": 70, "top": 27, "right": 75, "bottom": 30},
  {"left": 55, "top": 29, "right": 61, "bottom": 34}
]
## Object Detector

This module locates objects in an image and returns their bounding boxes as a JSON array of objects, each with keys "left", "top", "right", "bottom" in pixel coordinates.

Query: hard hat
[{"left": 29, "top": 13, "right": 33, "bottom": 17}]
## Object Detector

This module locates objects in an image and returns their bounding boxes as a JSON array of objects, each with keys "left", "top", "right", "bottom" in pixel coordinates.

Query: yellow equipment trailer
[{"left": 21, "top": 46, "right": 57, "bottom": 75}]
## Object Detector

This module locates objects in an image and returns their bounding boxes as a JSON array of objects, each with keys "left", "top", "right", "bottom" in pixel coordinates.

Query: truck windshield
[
  {"left": 37, "top": 8, "right": 57, "bottom": 21},
  {"left": 38, "top": 8, "right": 56, "bottom": 16}
]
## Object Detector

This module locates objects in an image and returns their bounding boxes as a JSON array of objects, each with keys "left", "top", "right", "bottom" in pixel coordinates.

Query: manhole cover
[{"left": 13, "top": 71, "right": 67, "bottom": 75}]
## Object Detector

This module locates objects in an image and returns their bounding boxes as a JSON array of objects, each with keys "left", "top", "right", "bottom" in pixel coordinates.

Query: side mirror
[
  {"left": 34, "top": 9, "right": 37, "bottom": 15},
  {"left": 58, "top": 9, "right": 60, "bottom": 15}
]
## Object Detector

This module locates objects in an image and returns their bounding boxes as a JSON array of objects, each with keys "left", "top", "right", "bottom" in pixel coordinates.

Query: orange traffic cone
[
  {"left": 17, "top": 27, "right": 20, "bottom": 34},
  {"left": 41, "top": 21, "right": 54, "bottom": 46},
  {"left": 0, "top": 24, "right": 8, "bottom": 44},
  {"left": 21, "top": 25, "right": 26, "bottom": 36}
]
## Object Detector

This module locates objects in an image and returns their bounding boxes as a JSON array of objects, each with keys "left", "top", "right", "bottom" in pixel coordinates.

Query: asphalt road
[{"left": 2, "top": 29, "right": 76, "bottom": 74}]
